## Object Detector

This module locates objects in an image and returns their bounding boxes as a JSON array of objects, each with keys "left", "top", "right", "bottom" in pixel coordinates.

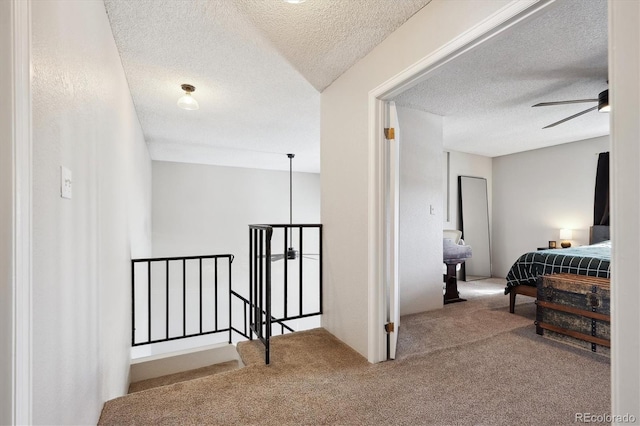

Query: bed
[{"left": 505, "top": 239, "right": 611, "bottom": 313}]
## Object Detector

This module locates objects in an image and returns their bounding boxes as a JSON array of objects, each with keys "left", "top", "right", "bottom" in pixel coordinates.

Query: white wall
[
  {"left": 397, "top": 107, "right": 443, "bottom": 315},
  {"left": 0, "top": 1, "right": 14, "bottom": 422},
  {"left": 31, "top": 0, "right": 152, "bottom": 423},
  {"left": 492, "top": 136, "right": 609, "bottom": 278},
  {"left": 444, "top": 151, "right": 493, "bottom": 232},
  {"left": 152, "top": 161, "right": 320, "bottom": 257},
  {"left": 151, "top": 161, "right": 321, "bottom": 348},
  {"left": 321, "top": 0, "right": 513, "bottom": 359}
]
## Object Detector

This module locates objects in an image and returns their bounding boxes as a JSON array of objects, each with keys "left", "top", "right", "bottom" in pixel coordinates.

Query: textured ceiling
[
  {"left": 234, "top": 0, "right": 432, "bottom": 92},
  {"left": 393, "top": 0, "right": 609, "bottom": 157},
  {"left": 105, "top": 0, "right": 608, "bottom": 172},
  {"left": 103, "top": 0, "right": 431, "bottom": 173}
]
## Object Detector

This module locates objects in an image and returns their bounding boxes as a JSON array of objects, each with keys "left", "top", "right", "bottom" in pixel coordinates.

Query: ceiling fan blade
[
  {"left": 542, "top": 105, "right": 598, "bottom": 129},
  {"left": 260, "top": 253, "right": 287, "bottom": 261},
  {"left": 532, "top": 99, "right": 598, "bottom": 107}
]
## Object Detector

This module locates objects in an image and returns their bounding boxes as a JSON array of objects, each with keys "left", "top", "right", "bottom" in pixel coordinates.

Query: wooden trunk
[{"left": 536, "top": 273, "right": 610, "bottom": 355}]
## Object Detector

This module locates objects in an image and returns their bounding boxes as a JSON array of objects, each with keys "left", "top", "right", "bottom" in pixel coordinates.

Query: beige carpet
[{"left": 100, "top": 278, "right": 609, "bottom": 425}]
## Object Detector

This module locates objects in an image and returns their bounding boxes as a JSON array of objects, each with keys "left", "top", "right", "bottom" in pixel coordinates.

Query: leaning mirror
[{"left": 458, "top": 176, "right": 491, "bottom": 280}]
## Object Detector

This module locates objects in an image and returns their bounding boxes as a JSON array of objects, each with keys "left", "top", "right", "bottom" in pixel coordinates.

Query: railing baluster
[
  {"left": 249, "top": 228, "right": 253, "bottom": 339},
  {"left": 299, "top": 226, "right": 303, "bottom": 317},
  {"left": 215, "top": 257, "right": 218, "bottom": 331},
  {"left": 319, "top": 225, "right": 323, "bottom": 314},
  {"left": 148, "top": 261, "right": 152, "bottom": 343},
  {"left": 254, "top": 229, "right": 259, "bottom": 339},
  {"left": 183, "top": 258, "right": 186, "bottom": 337},
  {"left": 228, "top": 256, "right": 232, "bottom": 344},
  {"left": 243, "top": 296, "right": 247, "bottom": 336},
  {"left": 199, "top": 258, "right": 203, "bottom": 335},
  {"left": 284, "top": 227, "right": 288, "bottom": 318},
  {"left": 259, "top": 230, "right": 264, "bottom": 339},
  {"left": 131, "top": 261, "right": 135, "bottom": 346},
  {"left": 265, "top": 227, "right": 272, "bottom": 365},
  {"left": 166, "top": 260, "right": 169, "bottom": 340}
]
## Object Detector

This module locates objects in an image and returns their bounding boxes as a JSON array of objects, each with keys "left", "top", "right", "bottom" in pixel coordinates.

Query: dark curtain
[{"left": 594, "top": 152, "right": 609, "bottom": 226}]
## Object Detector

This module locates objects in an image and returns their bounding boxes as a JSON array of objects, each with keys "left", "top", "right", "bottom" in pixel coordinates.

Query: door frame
[{"left": 4, "top": 0, "right": 33, "bottom": 423}]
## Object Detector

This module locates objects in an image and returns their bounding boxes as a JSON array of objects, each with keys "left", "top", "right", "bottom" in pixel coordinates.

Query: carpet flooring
[{"left": 99, "top": 279, "right": 610, "bottom": 425}]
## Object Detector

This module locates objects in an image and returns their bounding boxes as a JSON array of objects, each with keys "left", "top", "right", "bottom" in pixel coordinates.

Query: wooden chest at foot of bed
[{"left": 535, "top": 273, "right": 610, "bottom": 356}]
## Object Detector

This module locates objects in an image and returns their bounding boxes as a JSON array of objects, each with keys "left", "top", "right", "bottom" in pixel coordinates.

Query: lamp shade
[
  {"left": 559, "top": 229, "right": 573, "bottom": 240},
  {"left": 177, "top": 84, "right": 199, "bottom": 110},
  {"left": 177, "top": 92, "right": 199, "bottom": 110}
]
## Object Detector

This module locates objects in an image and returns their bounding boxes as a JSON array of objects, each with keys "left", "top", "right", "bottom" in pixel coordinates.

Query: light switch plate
[
  {"left": 429, "top": 204, "right": 435, "bottom": 215},
  {"left": 61, "top": 166, "right": 72, "bottom": 199}
]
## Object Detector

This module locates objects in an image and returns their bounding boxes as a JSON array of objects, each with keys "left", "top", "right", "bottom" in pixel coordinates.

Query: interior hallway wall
[
  {"left": 31, "top": 0, "right": 152, "bottom": 423},
  {"left": 397, "top": 107, "right": 444, "bottom": 315},
  {"left": 321, "top": 0, "right": 514, "bottom": 359}
]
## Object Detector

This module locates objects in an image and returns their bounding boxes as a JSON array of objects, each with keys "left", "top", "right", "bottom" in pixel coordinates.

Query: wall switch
[
  {"left": 60, "top": 166, "right": 72, "bottom": 199},
  {"left": 430, "top": 204, "right": 435, "bottom": 215}
]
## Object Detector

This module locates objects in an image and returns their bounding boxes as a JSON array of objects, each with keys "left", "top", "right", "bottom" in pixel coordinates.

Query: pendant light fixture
[
  {"left": 597, "top": 89, "right": 609, "bottom": 112},
  {"left": 265, "top": 153, "right": 319, "bottom": 263},
  {"left": 177, "top": 84, "right": 199, "bottom": 110},
  {"left": 286, "top": 153, "right": 298, "bottom": 260}
]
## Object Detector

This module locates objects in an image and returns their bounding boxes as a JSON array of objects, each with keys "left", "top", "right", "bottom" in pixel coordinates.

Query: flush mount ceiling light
[
  {"left": 177, "top": 84, "right": 199, "bottom": 110},
  {"left": 283, "top": 0, "right": 306, "bottom": 3}
]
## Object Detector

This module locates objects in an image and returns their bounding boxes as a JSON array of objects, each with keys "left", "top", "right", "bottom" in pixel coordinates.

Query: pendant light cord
[{"left": 289, "top": 155, "right": 293, "bottom": 225}]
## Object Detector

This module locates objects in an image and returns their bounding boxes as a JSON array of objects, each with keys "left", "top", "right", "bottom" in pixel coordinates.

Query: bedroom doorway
[
  {"left": 372, "top": 0, "right": 640, "bottom": 419},
  {"left": 375, "top": 0, "right": 610, "bottom": 358}
]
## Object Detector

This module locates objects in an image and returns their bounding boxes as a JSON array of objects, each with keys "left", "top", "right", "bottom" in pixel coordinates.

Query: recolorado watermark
[{"left": 575, "top": 413, "right": 637, "bottom": 423}]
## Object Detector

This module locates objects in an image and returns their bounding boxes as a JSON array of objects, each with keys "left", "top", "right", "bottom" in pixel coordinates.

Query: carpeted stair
[{"left": 128, "top": 359, "right": 242, "bottom": 394}]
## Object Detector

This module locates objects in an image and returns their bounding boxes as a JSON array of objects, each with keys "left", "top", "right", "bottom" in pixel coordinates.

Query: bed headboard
[{"left": 590, "top": 225, "right": 610, "bottom": 244}]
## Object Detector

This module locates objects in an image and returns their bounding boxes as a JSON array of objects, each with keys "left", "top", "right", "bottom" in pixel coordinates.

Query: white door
[{"left": 385, "top": 102, "right": 400, "bottom": 359}]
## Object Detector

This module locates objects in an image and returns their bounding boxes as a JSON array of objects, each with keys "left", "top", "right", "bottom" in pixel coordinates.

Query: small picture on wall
[{"left": 548, "top": 241, "right": 557, "bottom": 249}]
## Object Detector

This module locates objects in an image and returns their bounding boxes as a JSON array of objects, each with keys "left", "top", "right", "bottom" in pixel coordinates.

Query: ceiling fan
[
  {"left": 267, "top": 153, "right": 318, "bottom": 263},
  {"left": 533, "top": 89, "right": 609, "bottom": 129}
]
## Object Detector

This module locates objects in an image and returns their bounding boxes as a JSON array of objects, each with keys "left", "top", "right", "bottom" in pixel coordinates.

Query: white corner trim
[
  {"left": 12, "top": 0, "right": 33, "bottom": 423},
  {"left": 609, "top": 0, "right": 640, "bottom": 419},
  {"left": 367, "top": 0, "right": 557, "bottom": 363}
]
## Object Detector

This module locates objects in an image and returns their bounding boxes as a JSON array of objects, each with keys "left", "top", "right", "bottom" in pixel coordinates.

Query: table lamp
[{"left": 560, "top": 229, "right": 573, "bottom": 248}]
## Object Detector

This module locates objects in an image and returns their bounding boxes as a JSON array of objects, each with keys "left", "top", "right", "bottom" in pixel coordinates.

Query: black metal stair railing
[
  {"left": 131, "top": 254, "right": 234, "bottom": 347},
  {"left": 131, "top": 224, "right": 322, "bottom": 365},
  {"left": 238, "top": 224, "right": 323, "bottom": 364}
]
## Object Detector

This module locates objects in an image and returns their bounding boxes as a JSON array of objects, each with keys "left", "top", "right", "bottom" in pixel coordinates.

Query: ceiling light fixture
[
  {"left": 177, "top": 84, "right": 199, "bottom": 110},
  {"left": 283, "top": 0, "right": 306, "bottom": 4},
  {"left": 598, "top": 89, "right": 609, "bottom": 112}
]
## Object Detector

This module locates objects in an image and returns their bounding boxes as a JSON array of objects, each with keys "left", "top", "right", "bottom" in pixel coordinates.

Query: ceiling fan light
[
  {"left": 598, "top": 89, "right": 609, "bottom": 112},
  {"left": 177, "top": 84, "right": 199, "bottom": 110}
]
